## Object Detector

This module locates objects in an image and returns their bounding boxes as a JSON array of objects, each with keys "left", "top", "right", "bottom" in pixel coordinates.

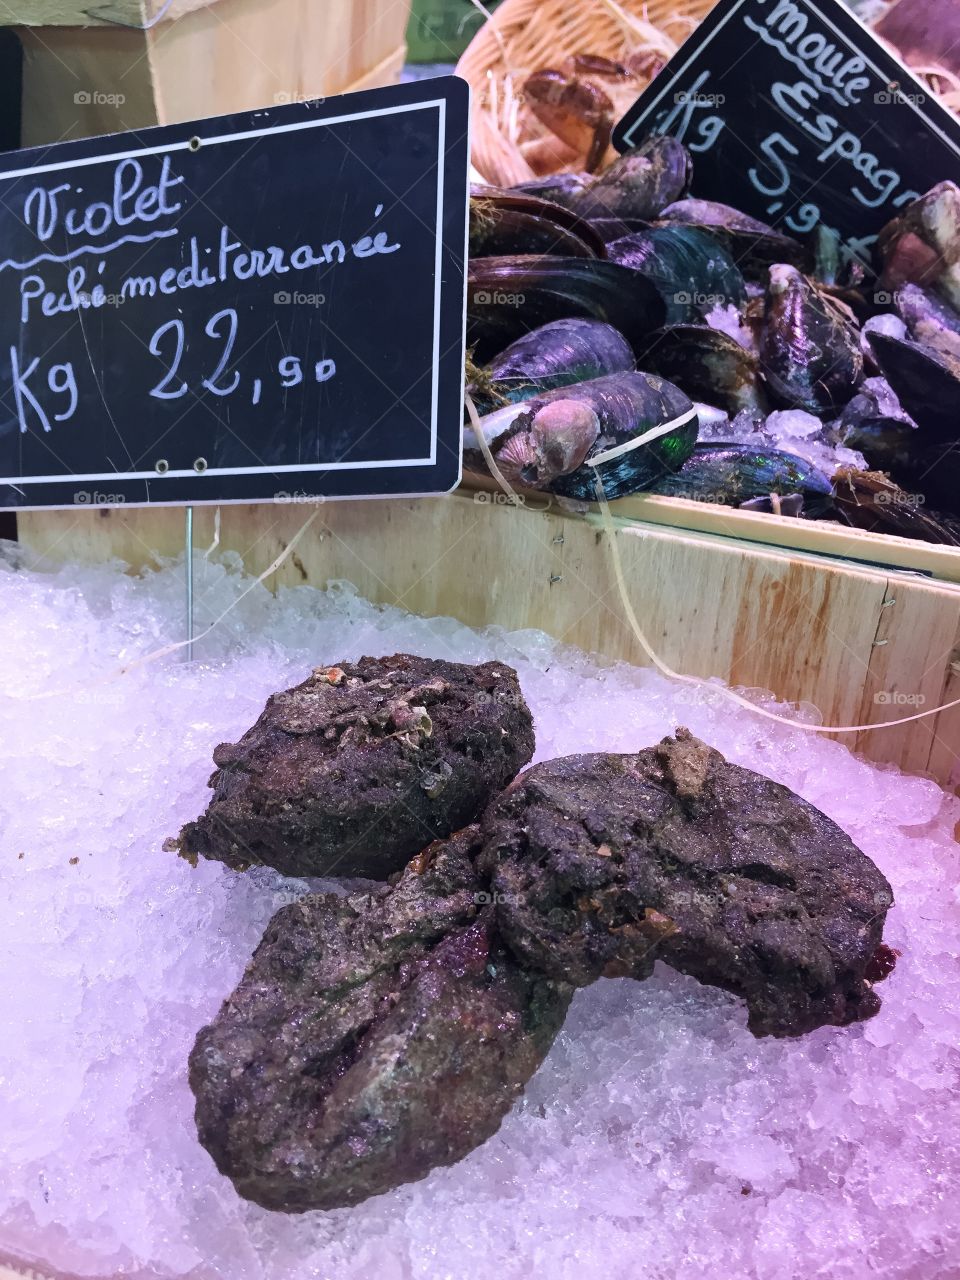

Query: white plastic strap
[{"left": 586, "top": 407, "right": 699, "bottom": 470}]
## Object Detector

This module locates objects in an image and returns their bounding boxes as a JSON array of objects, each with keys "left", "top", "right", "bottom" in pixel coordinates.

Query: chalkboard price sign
[
  {"left": 0, "top": 76, "right": 470, "bottom": 509},
  {"left": 613, "top": 0, "right": 960, "bottom": 264}
]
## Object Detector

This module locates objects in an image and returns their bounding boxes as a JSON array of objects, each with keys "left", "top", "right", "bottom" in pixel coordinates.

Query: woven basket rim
[{"left": 456, "top": 0, "right": 718, "bottom": 185}]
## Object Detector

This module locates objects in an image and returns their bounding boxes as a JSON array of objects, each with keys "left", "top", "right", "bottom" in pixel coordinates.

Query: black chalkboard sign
[
  {"left": 613, "top": 0, "right": 960, "bottom": 264},
  {"left": 0, "top": 76, "right": 469, "bottom": 509}
]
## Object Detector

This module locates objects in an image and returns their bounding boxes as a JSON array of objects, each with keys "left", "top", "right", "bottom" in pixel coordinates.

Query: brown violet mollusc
[
  {"left": 480, "top": 730, "right": 895, "bottom": 1039},
  {"left": 189, "top": 826, "right": 573, "bottom": 1212},
  {"left": 189, "top": 732, "right": 895, "bottom": 1213},
  {"left": 174, "top": 655, "right": 535, "bottom": 880}
]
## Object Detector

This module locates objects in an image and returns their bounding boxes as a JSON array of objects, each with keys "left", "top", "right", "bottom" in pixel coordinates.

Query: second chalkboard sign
[
  {"left": 613, "top": 0, "right": 960, "bottom": 265},
  {"left": 0, "top": 76, "right": 470, "bottom": 510}
]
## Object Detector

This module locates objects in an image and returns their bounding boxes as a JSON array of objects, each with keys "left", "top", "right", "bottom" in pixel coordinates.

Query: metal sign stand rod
[{"left": 185, "top": 506, "right": 194, "bottom": 662}]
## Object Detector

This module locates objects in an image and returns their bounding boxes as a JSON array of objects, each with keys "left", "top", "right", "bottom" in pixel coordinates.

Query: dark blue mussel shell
[
  {"left": 650, "top": 442, "right": 834, "bottom": 514},
  {"left": 467, "top": 256, "right": 667, "bottom": 364},
  {"left": 519, "top": 371, "right": 699, "bottom": 500},
  {"left": 606, "top": 226, "right": 747, "bottom": 325},
  {"left": 475, "top": 318, "right": 635, "bottom": 413}
]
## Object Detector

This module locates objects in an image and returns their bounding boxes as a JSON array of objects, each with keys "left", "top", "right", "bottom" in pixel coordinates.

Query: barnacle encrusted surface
[
  {"left": 177, "top": 654, "right": 535, "bottom": 879},
  {"left": 189, "top": 827, "right": 572, "bottom": 1211},
  {"left": 480, "top": 730, "right": 894, "bottom": 1038}
]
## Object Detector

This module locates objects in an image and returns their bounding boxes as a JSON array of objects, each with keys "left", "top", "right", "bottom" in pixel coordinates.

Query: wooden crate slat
[
  {"left": 16, "top": 494, "right": 960, "bottom": 785},
  {"left": 460, "top": 472, "right": 960, "bottom": 587}
]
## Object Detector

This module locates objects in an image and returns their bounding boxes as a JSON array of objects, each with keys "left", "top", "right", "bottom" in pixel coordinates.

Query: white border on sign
[
  {"left": 620, "top": 0, "right": 960, "bottom": 156},
  {"left": 0, "top": 98, "right": 448, "bottom": 486}
]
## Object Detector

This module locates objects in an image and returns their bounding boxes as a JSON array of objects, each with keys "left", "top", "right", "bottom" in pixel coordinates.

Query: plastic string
[
  {"left": 17, "top": 507, "right": 323, "bottom": 700},
  {"left": 116, "top": 506, "right": 323, "bottom": 672},
  {"left": 204, "top": 506, "right": 222, "bottom": 560},
  {"left": 586, "top": 407, "right": 698, "bottom": 468},
  {"left": 463, "top": 390, "right": 960, "bottom": 736}
]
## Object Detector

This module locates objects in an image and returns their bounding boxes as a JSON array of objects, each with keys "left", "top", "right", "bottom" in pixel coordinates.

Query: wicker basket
[{"left": 456, "top": 0, "right": 719, "bottom": 186}]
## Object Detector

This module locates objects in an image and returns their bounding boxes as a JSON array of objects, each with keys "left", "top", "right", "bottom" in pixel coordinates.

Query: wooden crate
[
  {"left": 12, "top": 0, "right": 411, "bottom": 147},
  {"left": 16, "top": 491, "right": 960, "bottom": 788}
]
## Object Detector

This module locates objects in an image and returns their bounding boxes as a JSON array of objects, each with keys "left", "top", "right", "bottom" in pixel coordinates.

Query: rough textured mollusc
[
  {"left": 189, "top": 827, "right": 572, "bottom": 1212},
  {"left": 480, "top": 730, "right": 894, "bottom": 1038},
  {"left": 177, "top": 655, "right": 535, "bottom": 880}
]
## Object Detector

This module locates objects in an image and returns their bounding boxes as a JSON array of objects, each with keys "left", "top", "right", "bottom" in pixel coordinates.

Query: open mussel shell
[
  {"left": 470, "top": 189, "right": 606, "bottom": 260},
  {"left": 606, "top": 226, "right": 746, "bottom": 324},
  {"left": 467, "top": 256, "right": 667, "bottom": 364},
  {"left": 867, "top": 331, "right": 960, "bottom": 441},
  {"left": 832, "top": 467, "right": 960, "bottom": 545},
  {"left": 471, "top": 318, "right": 636, "bottom": 414},
  {"left": 657, "top": 198, "right": 813, "bottom": 280},
  {"left": 649, "top": 442, "right": 834, "bottom": 514},
  {"left": 569, "top": 136, "right": 693, "bottom": 222},
  {"left": 759, "top": 265, "right": 864, "bottom": 413},
  {"left": 643, "top": 324, "right": 768, "bottom": 415},
  {"left": 877, "top": 180, "right": 960, "bottom": 312},
  {"left": 895, "top": 283, "right": 960, "bottom": 363}
]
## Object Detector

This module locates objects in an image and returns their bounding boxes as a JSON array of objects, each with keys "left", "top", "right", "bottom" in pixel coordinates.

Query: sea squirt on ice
[
  {"left": 480, "top": 730, "right": 895, "bottom": 1039},
  {"left": 175, "top": 655, "right": 535, "bottom": 880},
  {"left": 189, "top": 826, "right": 572, "bottom": 1212},
  {"left": 189, "top": 731, "right": 896, "bottom": 1212}
]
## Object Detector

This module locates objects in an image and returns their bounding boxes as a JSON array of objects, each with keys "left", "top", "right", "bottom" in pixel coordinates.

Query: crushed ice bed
[{"left": 0, "top": 544, "right": 957, "bottom": 1280}]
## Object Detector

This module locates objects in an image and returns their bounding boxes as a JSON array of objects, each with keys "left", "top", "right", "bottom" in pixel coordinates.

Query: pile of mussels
[
  {"left": 465, "top": 135, "right": 960, "bottom": 544},
  {"left": 180, "top": 655, "right": 897, "bottom": 1213}
]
